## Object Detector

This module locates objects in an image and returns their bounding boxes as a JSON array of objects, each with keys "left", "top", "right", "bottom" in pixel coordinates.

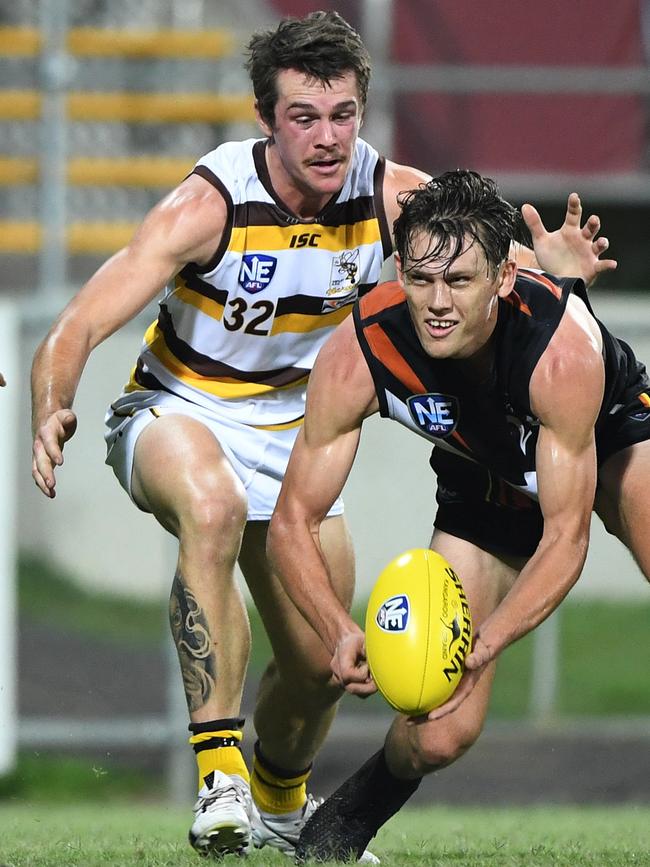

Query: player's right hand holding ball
[{"left": 331, "top": 625, "right": 377, "bottom": 697}]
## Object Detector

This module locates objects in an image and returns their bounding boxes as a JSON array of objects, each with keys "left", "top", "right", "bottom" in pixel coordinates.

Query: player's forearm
[
  {"left": 479, "top": 525, "right": 589, "bottom": 656},
  {"left": 31, "top": 322, "right": 91, "bottom": 432},
  {"left": 268, "top": 511, "right": 355, "bottom": 653}
]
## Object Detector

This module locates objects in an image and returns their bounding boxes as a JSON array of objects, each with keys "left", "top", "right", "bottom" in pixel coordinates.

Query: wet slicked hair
[
  {"left": 394, "top": 170, "right": 528, "bottom": 276},
  {"left": 246, "top": 11, "right": 371, "bottom": 128}
]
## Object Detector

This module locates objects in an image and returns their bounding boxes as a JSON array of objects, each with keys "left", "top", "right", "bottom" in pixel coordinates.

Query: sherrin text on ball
[{"left": 365, "top": 548, "right": 472, "bottom": 715}]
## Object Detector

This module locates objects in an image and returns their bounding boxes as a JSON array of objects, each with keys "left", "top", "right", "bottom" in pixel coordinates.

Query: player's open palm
[
  {"left": 331, "top": 629, "right": 377, "bottom": 698},
  {"left": 522, "top": 192, "right": 617, "bottom": 286},
  {"left": 32, "top": 408, "right": 78, "bottom": 498}
]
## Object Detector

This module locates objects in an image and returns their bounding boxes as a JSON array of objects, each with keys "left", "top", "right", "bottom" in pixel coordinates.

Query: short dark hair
[
  {"left": 394, "top": 170, "right": 525, "bottom": 276},
  {"left": 245, "top": 11, "right": 371, "bottom": 128}
]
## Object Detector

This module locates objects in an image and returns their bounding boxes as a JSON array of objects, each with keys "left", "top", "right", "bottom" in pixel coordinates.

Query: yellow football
[{"left": 365, "top": 548, "right": 472, "bottom": 715}]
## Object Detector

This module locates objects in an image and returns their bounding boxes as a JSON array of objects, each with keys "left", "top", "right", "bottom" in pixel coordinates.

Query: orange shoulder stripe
[
  {"left": 363, "top": 322, "right": 426, "bottom": 394},
  {"left": 359, "top": 280, "right": 405, "bottom": 320},
  {"left": 519, "top": 268, "right": 562, "bottom": 300},
  {"left": 503, "top": 289, "right": 532, "bottom": 317}
]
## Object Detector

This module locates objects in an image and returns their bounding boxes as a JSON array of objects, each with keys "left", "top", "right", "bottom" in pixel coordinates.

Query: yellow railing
[
  {"left": 0, "top": 27, "right": 42, "bottom": 55},
  {"left": 0, "top": 90, "right": 43, "bottom": 120},
  {"left": 0, "top": 91, "right": 254, "bottom": 122},
  {"left": 0, "top": 26, "right": 234, "bottom": 58},
  {"left": 0, "top": 221, "right": 141, "bottom": 254},
  {"left": 0, "top": 156, "right": 196, "bottom": 186},
  {"left": 67, "top": 91, "right": 254, "bottom": 123},
  {"left": 67, "top": 157, "right": 195, "bottom": 186},
  {"left": 0, "top": 157, "right": 39, "bottom": 185},
  {"left": 0, "top": 26, "right": 255, "bottom": 255},
  {"left": 0, "top": 222, "right": 41, "bottom": 254},
  {"left": 66, "top": 27, "right": 234, "bottom": 58}
]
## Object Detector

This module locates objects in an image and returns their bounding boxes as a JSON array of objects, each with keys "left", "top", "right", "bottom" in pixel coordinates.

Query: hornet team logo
[
  {"left": 329, "top": 249, "right": 360, "bottom": 293},
  {"left": 376, "top": 594, "right": 410, "bottom": 633},
  {"left": 407, "top": 393, "right": 459, "bottom": 437},
  {"left": 239, "top": 254, "right": 277, "bottom": 293}
]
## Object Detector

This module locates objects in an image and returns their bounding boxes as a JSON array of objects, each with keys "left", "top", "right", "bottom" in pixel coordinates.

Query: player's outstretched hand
[
  {"left": 32, "top": 408, "right": 78, "bottom": 498},
  {"left": 331, "top": 627, "right": 377, "bottom": 698},
  {"left": 0, "top": 372, "right": 5, "bottom": 387},
  {"left": 522, "top": 192, "right": 617, "bottom": 286}
]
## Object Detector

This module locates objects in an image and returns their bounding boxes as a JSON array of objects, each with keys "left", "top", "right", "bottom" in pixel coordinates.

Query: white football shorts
[{"left": 104, "top": 389, "right": 344, "bottom": 521}]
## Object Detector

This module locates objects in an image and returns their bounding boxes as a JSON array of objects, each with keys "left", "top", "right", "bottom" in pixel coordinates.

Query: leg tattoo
[{"left": 169, "top": 570, "right": 217, "bottom": 713}]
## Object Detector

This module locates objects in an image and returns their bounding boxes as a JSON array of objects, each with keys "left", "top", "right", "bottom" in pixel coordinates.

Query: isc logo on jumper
[
  {"left": 239, "top": 254, "right": 277, "bottom": 293},
  {"left": 407, "top": 393, "right": 459, "bottom": 437},
  {"left": 289, "top": 232, "right": 321, "bottom": 248},
  {"left": 376, "top": 594, "right": 410, "bottom": 633}
]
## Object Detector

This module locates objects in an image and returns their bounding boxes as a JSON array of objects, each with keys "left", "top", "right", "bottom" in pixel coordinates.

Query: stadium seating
[{"left": 0, "top": 21, "right": 255, "bottom": 261}]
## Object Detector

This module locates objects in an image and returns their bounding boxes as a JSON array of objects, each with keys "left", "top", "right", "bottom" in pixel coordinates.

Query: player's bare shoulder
[
  {"left": 531, "top": 291, "right": 604, "bottom": 425},
  {"left": 137, "top": 172, "right": 229, "bottom": 269},
  {"left": 564, "top": 292, "right": 603, "bottom": 351},
  {"left": 382, "top": 160, "right": 431, "bottom": 228},
  {"left": 308, "top": 316, "right": 379, "bottom": 425}
]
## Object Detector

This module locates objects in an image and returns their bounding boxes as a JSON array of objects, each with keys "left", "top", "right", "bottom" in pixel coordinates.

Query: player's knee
[
  {"left": 297, "top": 669, "right": 342, "bottom": 708},
  {"left": 180, "top": 476, "right": 248, "bottom": 549},
  {"left": 412, "top": 716, "right": 482, "bottom": 774},
  {"left": 264, "top": 657, "right": 342, "bottom": 709}
]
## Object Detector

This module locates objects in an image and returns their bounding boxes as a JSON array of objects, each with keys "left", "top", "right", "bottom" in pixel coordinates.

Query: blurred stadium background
[{"left": 1, "top": 0, "right": 649, "bottom": 808}]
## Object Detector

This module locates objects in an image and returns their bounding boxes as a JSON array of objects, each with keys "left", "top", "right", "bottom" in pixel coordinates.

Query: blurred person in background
[
  {"left": 30, "top": 11, "right": 614, "bottom": 862},
  {"left": 264, "top": 170, "right": 650, "bottom": 863}
]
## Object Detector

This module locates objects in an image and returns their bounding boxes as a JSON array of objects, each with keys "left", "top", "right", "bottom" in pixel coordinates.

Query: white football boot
[
  {"left": 251, "top": 794, "right": 380, "bottom": 863},
  {"left": 189, "top": 770, "right": 252, "bottom": 857}
]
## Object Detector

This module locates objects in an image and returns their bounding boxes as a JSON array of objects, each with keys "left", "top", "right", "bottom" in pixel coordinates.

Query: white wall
[
  {"left": 0, "top": 301, "right": 19, "bottom": 773},
  {"left": 21, "top": 307, "right": 171, "bottom": 600},
  {"left": 18, "top": 293, "right": 650, "bottom": 602}
]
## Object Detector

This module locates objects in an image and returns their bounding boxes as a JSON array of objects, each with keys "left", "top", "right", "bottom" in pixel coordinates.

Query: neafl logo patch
[
  {"left": 407, "top": 393, "right": 459, "bottom": 437},
  {"left": 376, "top": 594, "right": 410, "bottom": 633},
  {"left": 239, "top": 254, "right": 277, "bottom": 293}
]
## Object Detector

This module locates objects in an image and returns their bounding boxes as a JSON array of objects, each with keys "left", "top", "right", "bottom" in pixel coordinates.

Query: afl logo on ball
[{"left": 376, "top": 594, "right": 410, "bottom": 633}]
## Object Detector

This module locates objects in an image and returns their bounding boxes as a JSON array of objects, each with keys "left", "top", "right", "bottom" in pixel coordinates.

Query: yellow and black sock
[
  {"left": 251, "top": 740, "right": 312, "bottom": 815},
  {"left": 188, "top": 717, "right": 249, "bottom": 792}
]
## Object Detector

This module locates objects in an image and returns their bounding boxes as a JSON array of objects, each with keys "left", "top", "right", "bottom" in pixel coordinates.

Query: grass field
[
  {"left": 0, "top": 802, "right": 648, "bottom": 866},
  {"left": 9, "top": 557, "right": 650, "bottom": 865}
]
